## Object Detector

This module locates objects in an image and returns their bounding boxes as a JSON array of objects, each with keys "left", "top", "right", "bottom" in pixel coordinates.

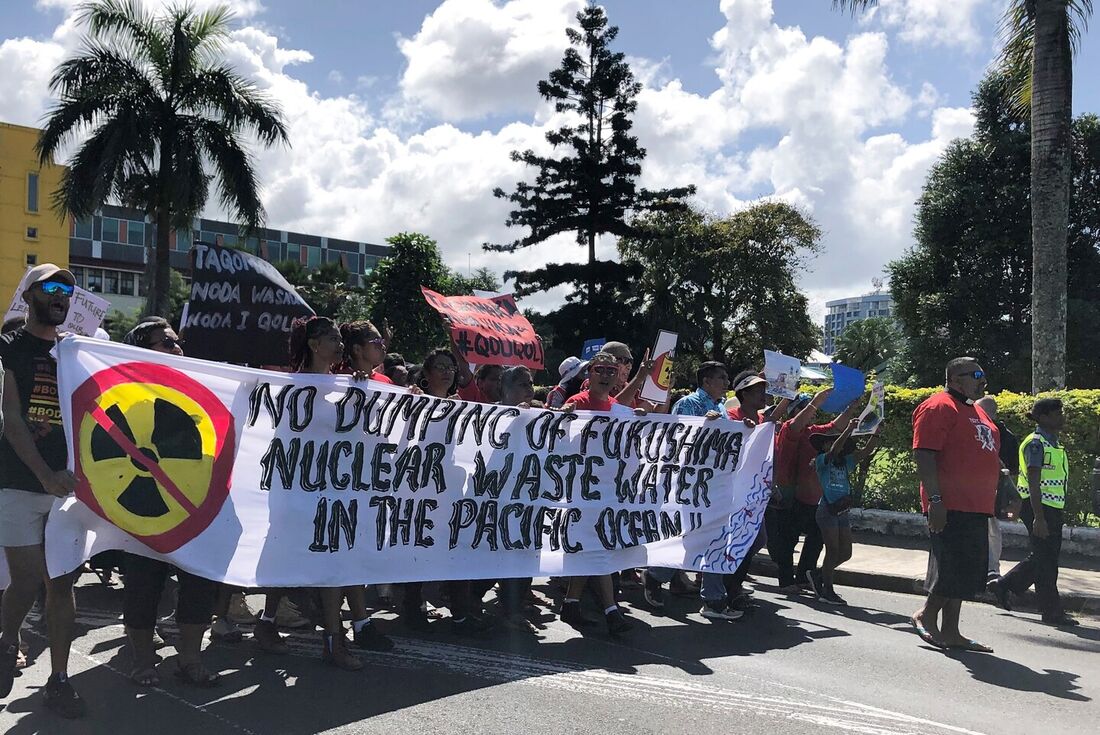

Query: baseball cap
[
  {"left": 588, "top": 352, "right": 619, "bottom": 368},
  {"left": 558, "top": 355, "right": 588, "bottom": 384},
  {"left": 24, "top": 263, "right": 76, "bottom": 294}
]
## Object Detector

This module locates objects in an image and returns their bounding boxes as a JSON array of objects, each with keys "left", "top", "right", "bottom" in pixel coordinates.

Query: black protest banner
[{"left": 182, "top": 241, "right": 315, "bottom": 365}]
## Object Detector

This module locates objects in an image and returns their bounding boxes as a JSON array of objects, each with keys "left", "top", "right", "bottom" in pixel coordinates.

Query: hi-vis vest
[{"left": 1018, "top": 432, "right": 1068, "bottom": 509}]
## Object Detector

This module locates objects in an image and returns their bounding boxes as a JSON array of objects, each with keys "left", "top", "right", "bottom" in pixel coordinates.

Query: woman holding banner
[
  {"left": 339, "top": 320, "right": 393, "bottom": 385},
  {"left": 401, "top": 349, "right": 495, "bottom": 636},
  {"left": 119, "top": 318, "right": 220, "bottom": 687},
  {"left": 283, "top": 316, "right": 366, "bottom": 670}
]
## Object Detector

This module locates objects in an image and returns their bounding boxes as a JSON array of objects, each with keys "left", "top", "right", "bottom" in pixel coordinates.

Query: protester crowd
[{"left": 0, "top": 263, "right": 1083, "bottom": 720}]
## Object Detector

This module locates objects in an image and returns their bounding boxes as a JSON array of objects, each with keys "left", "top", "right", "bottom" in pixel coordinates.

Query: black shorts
[{"left": 925, "top": 510, "right": 990, "bottom": 600}]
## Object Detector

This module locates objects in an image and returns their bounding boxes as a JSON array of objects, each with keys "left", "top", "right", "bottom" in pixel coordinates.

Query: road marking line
[
  {"left": 19, "top": 624, "right": 260, "bottom": 735},
  {"left": 56, "top": 611, "right": 988, "bottom": 735}
]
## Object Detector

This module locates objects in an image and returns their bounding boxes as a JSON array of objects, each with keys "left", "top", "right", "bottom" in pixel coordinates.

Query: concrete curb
[
  {"left": 749, "top": 554, "right": 1100, "bottom": 616},
  {"left": 850, "top": 509, "right": 1100, "bottom": 558}
]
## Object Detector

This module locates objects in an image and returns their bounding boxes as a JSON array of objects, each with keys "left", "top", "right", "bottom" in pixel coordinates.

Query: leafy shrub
[{"left": 534, "top": 384, "right": 1100, "bottom": 525}]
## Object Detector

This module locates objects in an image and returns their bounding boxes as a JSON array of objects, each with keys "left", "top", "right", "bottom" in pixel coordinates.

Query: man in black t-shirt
[{"left": 0, "top": 264, "right": 86, "bottom": 718}]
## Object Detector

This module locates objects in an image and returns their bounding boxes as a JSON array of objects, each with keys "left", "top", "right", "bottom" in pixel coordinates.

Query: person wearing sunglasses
[
  {"left": 0, "top": 264, "right": 86, "bottom": 718},
  {"left": 910, "top": 356, "right": 1001, "bottom": 652},
  {"left": 117, "top": 317, "right": 222, "bottom": 687},
  {"left": 558, "top": 352, "right": 636, "bottom": 636},
  {"left": 338, "top": 320, "right": 394, "bottom": 384},
  {"left": 329, "top": 321, "right": 400, "bottom": 651}
]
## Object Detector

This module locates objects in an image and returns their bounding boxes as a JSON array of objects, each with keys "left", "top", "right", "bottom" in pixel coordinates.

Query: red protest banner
[{"left": 421, "top": 287, "right": 544, "bottom": 369}]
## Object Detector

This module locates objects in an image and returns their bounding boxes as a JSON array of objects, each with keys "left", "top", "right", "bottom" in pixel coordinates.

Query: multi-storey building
[
  {"left": 2, "top": 120, "right": 390, "bottom": 317},
  {"left": 822, "top": 290, "right": 895, "bottom": 355},
  {"left": 0, "top": 122, "right": 70, "bottom": 306}
]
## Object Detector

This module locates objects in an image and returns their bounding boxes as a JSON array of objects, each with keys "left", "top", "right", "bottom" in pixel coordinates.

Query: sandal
[
  {"left": 946, "top": 639, "right": 994, "bottom": 653},
  {"left": 910, "top": 618, "right": 946, "bottom": 649},
  {"left": 131, "top": 665, "right": 160, "bottom": 687},
  {"left": 174, "top": 661, "right": 222, "bottom": 688}
]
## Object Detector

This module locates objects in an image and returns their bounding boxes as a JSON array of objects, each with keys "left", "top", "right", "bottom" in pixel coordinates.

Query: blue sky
[{"left": 1, "top": 0, "right": 1097, "bottom": 318}]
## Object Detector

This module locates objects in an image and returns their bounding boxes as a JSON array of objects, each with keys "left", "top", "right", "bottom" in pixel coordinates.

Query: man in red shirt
[
  {"left": 564, "top": 351, "right": 633, "bottom": 414},
  {"left": 910, "top": 356, "right": 1000, "bottom": 652},
  {"left": 559, "top": 351, "right": 635, "bottom": 634}
]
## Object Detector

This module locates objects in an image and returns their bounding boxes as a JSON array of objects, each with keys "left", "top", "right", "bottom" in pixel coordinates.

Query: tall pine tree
[{"left": 485, "top": 5, "right": 694, "bottom": 311}]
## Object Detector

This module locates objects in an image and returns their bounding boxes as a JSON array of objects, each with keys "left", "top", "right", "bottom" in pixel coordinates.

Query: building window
[
  {"left": 138, "top": 274, "right": 147, "bottom": 296},
  {"left": 104, "top": 269, "right": 119, "bottom": 294},
  {"left": 101, "top": 218, "right": 120, "bottom": 243},
  {"left": 86, "top": 269, "right": 103, "bottom": 292},
  {"left": 306, "top": 246, "right": 321, "bottom": 268},
  {"left": 25, "top": 227, "right": 38, "bottom": 240},
  {"left": 73, "top": 217, "right": 93, "bottom": 239},
  {"left": 25, "top": 253, "right": 37, "bottom": 266},
  {"left": 127, "top": 220, "right": 144, "bottom": 246},
  {"left": 26, "top": 172, "right": 39, "bottom": 213},
  {"left": 71, "top": 266, "right": 85, "bottom": 288},
  {"left": 176, "top": 228, "right": 192, "bottom": 252},
  {"left": 119, "top": 271, "right": 136, "bottom": 296},
  {"left": 285, "top": 243, "right": 300, "bottom": 262}
]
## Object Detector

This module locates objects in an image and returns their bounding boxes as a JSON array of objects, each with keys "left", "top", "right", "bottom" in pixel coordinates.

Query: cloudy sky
[{"left": 2, "top": 0, "right": 1097, "bottom": 320}]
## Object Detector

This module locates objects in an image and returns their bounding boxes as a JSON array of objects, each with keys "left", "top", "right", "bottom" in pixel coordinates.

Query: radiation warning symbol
[
  {"left": 71, "top": 362, "right": 235, "bottom": 553},
  {"left": 653, "top": 352, "right": 674, "bottom": 390}
]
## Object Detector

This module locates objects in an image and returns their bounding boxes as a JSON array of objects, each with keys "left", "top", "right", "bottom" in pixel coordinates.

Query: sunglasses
[
  {"left": 150, "top": 336, "right": 184, "bottom": 350},
  {"left": 954, "top": 369, "right": 985, "bottom": 380},
  {"left": 366, "top": 337, "right": 387, "bottom": 349},
  {"left": 40, "top": 281, "right": 75, "bottom": 297},
  {"left": 592, "top": 365, "right": 618, "bottom": 376}
]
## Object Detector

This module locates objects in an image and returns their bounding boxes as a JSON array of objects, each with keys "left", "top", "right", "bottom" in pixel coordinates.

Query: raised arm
[
  {"left": 789, "top": 388, "right": 833, "bottom": 435},
  {"left": 615, "top": 348, "right": 653, "bottom": 404}
]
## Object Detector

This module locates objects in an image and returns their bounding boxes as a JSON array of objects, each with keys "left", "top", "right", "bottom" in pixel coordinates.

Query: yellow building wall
[{"left": 0, "top": 122, "right": 70, "bottom": 312}]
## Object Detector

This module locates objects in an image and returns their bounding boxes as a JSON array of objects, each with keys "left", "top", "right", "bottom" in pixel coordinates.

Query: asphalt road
[{"left": 1, "top": 578, "right": 1097, "bottom": 735}]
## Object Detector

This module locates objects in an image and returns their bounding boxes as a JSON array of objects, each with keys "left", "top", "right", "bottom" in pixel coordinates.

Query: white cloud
[
  {"left": 2, "top": 0, "right": 989, "bottom": 324},
  {"left": 862, "top": 0, "right": 990, "bottom": 50},
  {"left": 0, "top": 37, "right": 67, "bottom": 127},
  {"left": 697, "top": 0, "right": 977, "bottom": 319},
  {"left": 396, "top": 0, "right": 583, "bottom": 121}
]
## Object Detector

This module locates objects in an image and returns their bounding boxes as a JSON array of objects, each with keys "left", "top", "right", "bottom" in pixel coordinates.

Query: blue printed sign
[{"left": 581, "top": 338, "right": 606, "bottom": 360}]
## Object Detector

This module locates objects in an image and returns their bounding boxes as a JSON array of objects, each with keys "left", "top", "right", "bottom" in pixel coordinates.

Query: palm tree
[
  {"left": 834, "top": 317, "right": 900, "bottom": 373},
  {"left": 832, "top": 1, "right": 1092, "bottom": 391},
  {"left": 36, "top": 0, "right": 289, "bottom": 317}
]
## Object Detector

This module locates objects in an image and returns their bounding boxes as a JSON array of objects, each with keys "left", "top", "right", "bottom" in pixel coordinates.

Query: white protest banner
[
  {"left": 640, "top": 330, "right": 678, "bottom": 404},
  {"left": 763, "top": 350, "right": 801, "bottom": 399},
  {"left": 47, "top": 337, "right": 773, "bottom": 586},
  {"left": 854, "top": 381, "right": 885, "bottom": 435},
  {"left": 4, "top": 266, "right": 110, "bottom": 337}
]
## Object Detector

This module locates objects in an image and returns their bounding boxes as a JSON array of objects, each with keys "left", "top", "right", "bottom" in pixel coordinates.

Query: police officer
[{"left": 989, "top": 398, "right": 1077, "bottom": 626}]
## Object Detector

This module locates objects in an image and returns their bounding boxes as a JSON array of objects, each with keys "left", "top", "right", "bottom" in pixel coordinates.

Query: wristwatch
[{"left": 929, "top": 495, "right": 943, "bottom": 505}]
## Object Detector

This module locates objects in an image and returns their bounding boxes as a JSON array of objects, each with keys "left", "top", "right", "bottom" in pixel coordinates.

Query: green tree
[
  {"left": 36, "top": 0, "right": 288, "bottom": 318},
  {"left": 833, "top": 0, "right": 1094, "bottom": 391},
  {"left": 618, "top": 202, "right": 822, "bottom": 377},
  {"left": 273, "top": 260, "right": 358, "bottom": 318},
  {"left": 446, "top": 266, "right": 502, "bottom": 296},
  {"left": 834, "top": 317, "right": 901, "bottom": 373},
  {"left": 486, "top": 5, "right": 693, "bottom": 314},
  {"left": 888, "top": 75, "right": 1100, "bottom": 390},
  {"left": 366, "top": 232, "right": 456, "bottom": 361}
]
